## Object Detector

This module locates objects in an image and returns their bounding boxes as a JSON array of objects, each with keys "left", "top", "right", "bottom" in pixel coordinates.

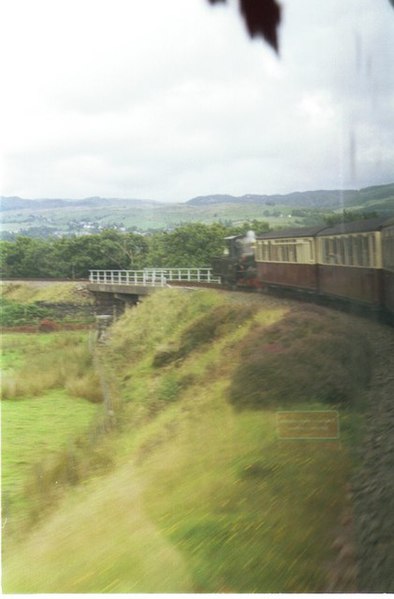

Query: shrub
[
  {"left": 228, "top": 306, "right": 371, "bottom": 410},
  {"left": 0, "top": 298, "right": 51, "bottom": 326}
]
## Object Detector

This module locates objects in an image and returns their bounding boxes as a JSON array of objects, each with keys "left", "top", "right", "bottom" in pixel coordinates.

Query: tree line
[{"left": 0, "top": 221, "right": 270, "bottom": 279}]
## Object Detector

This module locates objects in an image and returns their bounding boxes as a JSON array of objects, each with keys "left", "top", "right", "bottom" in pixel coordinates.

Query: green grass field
[
  {"left": 2, "top": 390, "right": 97, "bottom": 514},
  {"left": 0, "top": 201, "right": 312, "bottom": 234},
  {"left": 1, "top": 331, "right": 101, "bottom": 531}
]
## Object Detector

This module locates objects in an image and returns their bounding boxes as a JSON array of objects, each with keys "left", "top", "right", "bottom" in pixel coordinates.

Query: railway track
[{"left": 351, "top": 323, "right": 394, "bottom": 592}]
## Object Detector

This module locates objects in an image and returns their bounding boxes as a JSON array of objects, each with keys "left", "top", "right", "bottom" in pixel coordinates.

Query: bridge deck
[
  {"left": 89, "top": 268, "right": 221, "bottom": 290},
  {"left": 86, "top": 282, "right": 158, "bottom": 296}
]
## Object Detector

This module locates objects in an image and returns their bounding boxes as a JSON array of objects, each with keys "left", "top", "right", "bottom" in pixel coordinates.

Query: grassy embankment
[
  {"left": 1, "top": 281, "right": 94, "bottom": 329},
  {"left": 1, "top": 281, "right": 91, "bottom": 304},
  {"left": 2, "top": 288, "right": 372, "bottom": 593}
]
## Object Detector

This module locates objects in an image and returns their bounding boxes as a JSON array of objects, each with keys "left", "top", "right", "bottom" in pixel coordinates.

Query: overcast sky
[{"left": 1, "top": 0, "right": 393, "bottom": 202}]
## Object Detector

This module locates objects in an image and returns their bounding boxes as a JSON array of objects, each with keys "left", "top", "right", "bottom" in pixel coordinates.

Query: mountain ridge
[
  {"left": 187, "top": 183, "right": 394, "bottom": 208},
  {"left": 2, "top": 182, "right": 393, "bottom": 212},
  {"left": 0, "top": 196, "right": 160, "bottom": 211},
  {"left": 1, "top": 183, "right": 393, "bottom": 238}
]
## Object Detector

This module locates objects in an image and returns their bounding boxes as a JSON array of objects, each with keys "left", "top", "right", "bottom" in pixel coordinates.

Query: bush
[
  {"left": 0, "top": 298, "right": 51, "bottom": 326},
  {"left": 228, "top": 306, "right": 371, "bottom": 409}
]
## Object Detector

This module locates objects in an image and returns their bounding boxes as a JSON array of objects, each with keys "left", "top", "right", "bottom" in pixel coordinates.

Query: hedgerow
[{"left": 0, "top": 297, "right": 52, "bottom": 326}]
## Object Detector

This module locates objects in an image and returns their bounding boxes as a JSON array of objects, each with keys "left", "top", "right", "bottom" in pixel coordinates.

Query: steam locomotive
[{"left": 212, "top": 217, "right": 394, "bottom": 319}]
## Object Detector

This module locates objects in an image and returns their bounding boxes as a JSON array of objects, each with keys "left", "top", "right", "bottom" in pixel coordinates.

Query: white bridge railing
[{"left": 89, "top": 268, "right": 221, "bottom": 287}]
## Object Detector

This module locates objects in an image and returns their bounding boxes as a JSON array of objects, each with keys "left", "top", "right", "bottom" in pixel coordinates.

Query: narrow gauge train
[{"left": 211, "top": 217, "right": 394, "bottom": 319}]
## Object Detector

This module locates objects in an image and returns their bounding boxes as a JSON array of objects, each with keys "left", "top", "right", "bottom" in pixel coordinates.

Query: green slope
[{"left": 2, "top": 289, "right": 371, "bottom": 593}]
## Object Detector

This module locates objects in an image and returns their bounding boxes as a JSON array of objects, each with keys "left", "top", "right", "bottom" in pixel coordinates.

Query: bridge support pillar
[{"left": 90, "top": 291, "right": 139, "bottom": 319}]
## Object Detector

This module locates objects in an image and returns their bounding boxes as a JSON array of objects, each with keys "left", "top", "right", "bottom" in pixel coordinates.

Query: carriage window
[
  {"left": 369, "top": 234, "right": 376, "bottom": 268},
  {"left": 345, "top": 237, "right": 354, "bottom": 265},
  {"left": 296, "top": 244, "right": 303, "bottom": 262},
  {"left": 289, "top": 244, "right": 297, "bottom": 262},
  {"left": 256, "top": 238, "right": 318, "bottom": 263},
  {"left": 257, "top": 239, "right": 313, "bottom": 263},
  {"left": 354, "top": 236, "right": 363, "bottom": 266},
  {"left": 271, "top": 244, "right": 279, "bottom": 261},
  {"left": 259, "top": 242, "right": 266, "bottom": 261},
  {"left": 322, "top": 239, "right": 329, "bottom": 263},
  {"left": 308, "top": 240, "right": 314, "bottom": 262},
  {"left": 361, "top": 235, "right": 370, "bottom": 267},
  {"left": 332, "top": 238, "right": 338, "bottom": 262},
  {"left": 338, "top": 237, "right": 345, "bottom": 265},
  {"left": 329, "top": 239, "right": 335, "bottom": 263},
  {"left": 320, "top": 232, "right": 379, "bottom": 267}
]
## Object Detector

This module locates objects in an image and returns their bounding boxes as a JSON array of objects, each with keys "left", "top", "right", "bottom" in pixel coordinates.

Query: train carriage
[
  {"left": 316, "top": 218, "right": 390, "bottom": 307},
  {"left": 255, "top": 226, "right": 326, "bottom": 292},
  {"left": 382, "top": 220, "right": 394, "bottom": 315},
  {"left": 212, "top": 216, "right": 394, "bottom": 320}
]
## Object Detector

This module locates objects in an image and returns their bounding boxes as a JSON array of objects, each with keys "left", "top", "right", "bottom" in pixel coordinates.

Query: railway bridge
[{"left": 87, "top": 268, "right": 221, "bottom": 315}]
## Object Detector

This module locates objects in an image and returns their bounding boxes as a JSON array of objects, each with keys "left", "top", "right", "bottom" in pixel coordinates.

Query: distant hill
[
  {"left": 1, "top": 183, "right": 393, "bottom": 238},
  {"left": 2, "top": 183, "right": 393, "bottom": 212},
  {"left": 0, "top": 196, "right": 160, "bottom": 212},
  {"left": 187, "top": 183, "right": 394, "bottom": 209}
]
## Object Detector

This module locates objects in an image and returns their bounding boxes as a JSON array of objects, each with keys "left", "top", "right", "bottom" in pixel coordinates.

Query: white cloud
[{"left": 1, "top": 0, "right": 393, "bottom": 201}]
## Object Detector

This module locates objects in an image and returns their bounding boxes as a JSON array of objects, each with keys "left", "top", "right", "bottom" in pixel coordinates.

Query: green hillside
[
  {"left": 2, "top": 288, "right": 375, "bottom": 592},
  {"left": 1, "top": 183, "right": 393, "bottom": 237}
]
